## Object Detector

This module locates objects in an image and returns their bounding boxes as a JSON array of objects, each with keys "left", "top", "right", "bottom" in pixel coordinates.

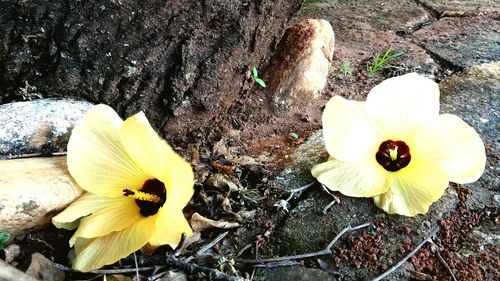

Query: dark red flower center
[
  {"left": 123, "top": 179, "right": 166, "bottom": 217},
  {"left": 375, "top": 140, "right": 411, "bottom": 172}
]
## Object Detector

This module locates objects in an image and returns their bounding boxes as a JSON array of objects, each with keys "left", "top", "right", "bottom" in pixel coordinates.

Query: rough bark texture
[{"left": 0, "top": 0, "right": 302, "bottom": 145}]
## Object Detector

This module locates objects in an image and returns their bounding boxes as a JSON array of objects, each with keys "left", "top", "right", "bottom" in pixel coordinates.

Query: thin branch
[
  {"left": 285, "top": 181, "right": 316, "bottom": 202},
  {"left": 133, "top": 252, "right": 140, "bottom": 280},
  {"left": 164, "top": 254, "right": 248, "bottom": 281},
  {"left": 321, "top": 184, "right": 340, "bottom": 214},
  {"left": 53, "top": 263, "right": 161, "bottom": 274},
  {"left": 428, "top": 240, "right": 458, "bottom": 281},
  {"left": 238, "top": 223, "right": 371, "bottom": 265},
  {"left": 371, "top": 226, "right": 440, "bottom": 281},
  {"left": 184, "top": 231, "right": 229, "bottom": 262},
  {"left": 5, "top": 151, "right": 67, "bottom": 159}
]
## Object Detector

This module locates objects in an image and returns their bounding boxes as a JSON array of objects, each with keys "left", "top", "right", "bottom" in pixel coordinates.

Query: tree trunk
[{"left": 0, "top": 0, "right": 302, "bottom": 145}]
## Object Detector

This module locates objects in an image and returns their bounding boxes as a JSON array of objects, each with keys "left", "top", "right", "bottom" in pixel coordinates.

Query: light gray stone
[
  {"left": 0, "top": 157, "right": 84, "bottom": 240},
  {"left": 0, "top": 99, "right": 93, "bottom": 158}
]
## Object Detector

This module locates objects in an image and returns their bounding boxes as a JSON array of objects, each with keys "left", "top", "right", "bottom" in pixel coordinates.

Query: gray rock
[
  {"left": 269, "top": 128, "right": 458, "bottom": 280},
  {"left": 0, "top": 99, "right": 93, "bottom": 159},
  {"left": 417, "top": 0, "right": 500, "bottom": 17},
  {"left": 263, "top": 266, "right": 337, "bottom": 281},
  {"left": 299, "top": 0, "right": 430, "bottom": 33},
  {"left": 275, "top": 131, "right": 328, "bottom": 189},
  {"left": 439, "top": 61, "right": 500, "bottom": 208},
  {"left": 263, "top": 19, "right": 334, "bottom": 114},
  {"left": 413, "top": 17, "right": 500, "bottom": 69},
  {"left": 25, "top": 252, "right": 65, "bottom": 281},
  {"left": 268, "top": 63, "right": 500, "bottom": 280},
  {"left": 0, "top": 157, "right": 84, "bottom": 240}
]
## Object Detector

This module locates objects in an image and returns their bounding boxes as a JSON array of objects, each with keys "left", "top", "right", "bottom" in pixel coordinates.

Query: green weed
[
  {"left": 339, "top": 61, "right": 353, "bottom": 76},
  {"left": 251, "top": 67, "right": 266, "bottom": 88},
  {"left": 0, "top": 231, "right": 9, "bottom": 250},
  {"left": 368, "top": 49, "right": 404, "bottom": 76}
]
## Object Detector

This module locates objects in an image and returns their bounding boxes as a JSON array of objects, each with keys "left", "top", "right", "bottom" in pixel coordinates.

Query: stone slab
[
  {"left": 413, "top": 17, "right": 500, "bottom": 69},
  {"left": 418, "top": 0, "right": 500, "bottom": 17}
]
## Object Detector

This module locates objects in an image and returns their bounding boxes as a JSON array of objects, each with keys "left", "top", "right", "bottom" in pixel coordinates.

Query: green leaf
[
  {"left": 255, "top": 78, "right": 266, "bottom": 88},
  {"left": 252, "top": 67, "right": 258, "bottom": 79},
  {"left": 0, "top": 231, "right": 10, "bottom": 250}
]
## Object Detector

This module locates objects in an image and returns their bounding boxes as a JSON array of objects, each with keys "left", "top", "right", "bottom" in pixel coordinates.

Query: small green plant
[
  {"left": 368, "top": 49, "right": 404, "bottom": 76},
  {"left": 339, "top": 61, "right": 353, "bottom": 76},
  {"left": 251, "top": 67, "right": 266, "bottom": 88},
  {"left": 0, "top": 231, "right": 10, "bottom": 250}
]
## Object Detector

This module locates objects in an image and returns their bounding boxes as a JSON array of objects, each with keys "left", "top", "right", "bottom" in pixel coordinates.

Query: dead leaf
[
  {"left": 206, "top": 174, "right": 239, "bottom": 192},
  {"left": 190, "top": 213, "right": 240, "bottom": 231}
]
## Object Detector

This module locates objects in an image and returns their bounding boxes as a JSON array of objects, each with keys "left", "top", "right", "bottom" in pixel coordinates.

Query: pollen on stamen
[{"left": 123, "top": 188, "right": 161, "bottom": 203}]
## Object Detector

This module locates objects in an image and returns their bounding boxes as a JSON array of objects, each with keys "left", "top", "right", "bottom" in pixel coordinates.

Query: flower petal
[
  {"left": 366, "top": 73, "right": 440, "bottom": 139},
  {"left": 52, "top": 193, "right": 123, "bottom": 230},
  {"left": 412, "top": 114, "right": 486, "bottom": 184},
  {"left": 373, "top": 159, "right": 449, "bottom": 216},
  {"left": 69, "top": 197, "right": 140, "bottom": 245},
  {"left": 148, "top": 201, "right": 193, "bottom": 247},
  {"left": 311, "top": 158, "right": 390, "bottom": 197},
  {"left": 322, "top": 96, "right": 381, "bottom": 163},
  {"left": 67, "top": 105, "right": 148, "bottom": 196},
  {"left": 72, "top": 215, "right": 157, "bottom": 272},
  {"left": 120, "top": 112, "right": 194, "bottom": 210}
]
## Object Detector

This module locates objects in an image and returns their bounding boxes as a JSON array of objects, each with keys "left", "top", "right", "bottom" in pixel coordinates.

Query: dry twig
[
  {"left": 428, "top": 239, "right": 458, "bottom": 281},
  {"left": 185, "top": 231, "right": 229, "bottom": 262},
  {"left": 238, "top": 222, "right": 371, "bottom": 265},
  {"left": 371, "top": 225, "right": 440, "bottom": 281}
]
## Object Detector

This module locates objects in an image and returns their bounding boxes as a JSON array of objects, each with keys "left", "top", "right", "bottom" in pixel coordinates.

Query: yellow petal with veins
[
  {"left": 69, "top": 197, "right": 140, "bottom": 245},
  {"left": 373, "top": 159, "right": 448, "bottom": 216},
  {"left": 148, "top": 201, "right": 193, "bottom": 247},
  {"left": 52, "top": 193, "right": 124, "bottom": 230},
  {"left": 412, "top": 114, "right": 486, "bottom": 184},
  {"left": 366, "top": 73, "right": 440, "bottom": 139},
  {"left": 322, "top": 96, "right": 381, "bottom": 163},
  {"left": 67, "top": 105, "right": 148, "bottom": 197},
  {"left": 72, "top": 215, "right": 157, "bottom": 272},
  {"left": 120, "top": 112, "right": 194, "bottom": 210},
  {"left": 312, "top": 158, "right": 390, "bottom": 197}
]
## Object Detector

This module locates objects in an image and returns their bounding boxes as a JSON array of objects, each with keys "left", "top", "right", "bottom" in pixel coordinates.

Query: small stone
[
  {"left": 3, "top": 244, "right": 20, "bottom": 263},
  {"left": 25, "top": 252, "right": 65, "bottom": 281},
  {"left": 0, "top": 157, "right": 84, "bottom": 240},
  {"left": 0, "top": 99, "right": 93, "bottom": 158},
  {"left": 289, "top": 132, "right": 299, "bottom": 140},
  {"left": 263, "top": 19, "right": 334, "bottom": 114}
]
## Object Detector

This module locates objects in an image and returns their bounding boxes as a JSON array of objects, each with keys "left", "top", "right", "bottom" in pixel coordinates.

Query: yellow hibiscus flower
[
  {"left": 52, "top": 105, "right": 194, "bottom": 272},
  {"left": 312, "top": 73, "right": 486, "bottom": 216}
]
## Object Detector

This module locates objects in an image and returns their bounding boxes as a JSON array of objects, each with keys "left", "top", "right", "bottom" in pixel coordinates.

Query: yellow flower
[
  {"left": 52, "top": 105, "right": 194, "bottom": 272},
  {"left": 312, "top": 73, "right": 486, "bottom": 216}
]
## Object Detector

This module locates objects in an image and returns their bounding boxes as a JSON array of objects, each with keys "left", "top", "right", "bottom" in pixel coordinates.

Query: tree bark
[{"left": 0, "top": 0, "right": 302, "bottom": 144}]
